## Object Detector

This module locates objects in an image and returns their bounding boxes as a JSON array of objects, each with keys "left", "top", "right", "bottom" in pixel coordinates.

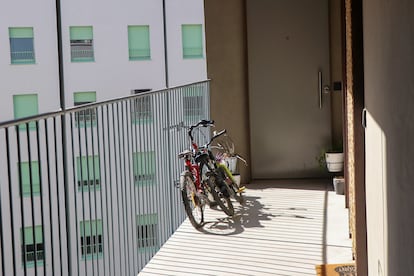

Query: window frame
[
  {"left": 132, "top": 151, "right": 156, "bottom": 186},
  {"left": 9, "top": 27, "right": 36, "bottom": 65},
  {"left": 13, "top": 94, "right": 39, "bottom": 131},
  {"left": 79, "top": 219, "right": 103, "bottom": 259},
  {"left": 136, "top": 214, "right": 158, "bottom": 252},
  {"left": 74, "top": 91, "right": 97, "bottom": 127},
  {"left": 181, "top": 24, "right": 204, "bottom": 59},
  {"left": 76, "top": 155, "right": 101, "bottom": 191},
  {"left": 70, "top": 26, "right": 95, "bottom": 62},
  {"left": 18, "top": 161, "right": 41, "bottom": 197},
  {"left": 128, "top": 25, "right": 151, "bottom": 61},
  {"left": 21, "top": 225, "right": 44, "bottom": 267},
  {"left": 131, "top": 89, "right": 153, "bottom": 124}
]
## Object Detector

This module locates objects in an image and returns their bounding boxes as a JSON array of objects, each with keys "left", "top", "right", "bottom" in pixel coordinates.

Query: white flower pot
[
  {"left": 325, "top": 152, "right": 344, "bottom": 172},
  {"left": 225, "top": 157, "right": 238, "bottom": 174}
]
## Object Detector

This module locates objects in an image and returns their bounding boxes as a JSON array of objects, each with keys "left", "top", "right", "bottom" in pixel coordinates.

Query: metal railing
[{"left": 0, "top": 80, "right": 210, "bottom": 276}]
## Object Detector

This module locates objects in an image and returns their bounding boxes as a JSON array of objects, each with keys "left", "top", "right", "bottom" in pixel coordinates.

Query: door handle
[
  {"left": 318, "top": 71, "right": 330, "bottom": 109},
  {"left": 318, "top": 71, "right": 323, "bottom": 109}
]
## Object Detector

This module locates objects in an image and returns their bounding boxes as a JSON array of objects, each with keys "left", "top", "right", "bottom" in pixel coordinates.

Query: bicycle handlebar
[{"left": 188, "top": 119, "right": 215, "bottom": 141}]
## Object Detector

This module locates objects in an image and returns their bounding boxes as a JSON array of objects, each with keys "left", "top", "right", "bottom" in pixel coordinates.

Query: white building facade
[{"left": 0, "top": 0, "right": 207, "bottom": 275}]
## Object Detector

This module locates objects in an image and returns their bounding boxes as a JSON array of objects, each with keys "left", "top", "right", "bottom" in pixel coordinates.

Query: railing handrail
[{"left": 0, "top": 79, "right": 210, "bottom": 129}]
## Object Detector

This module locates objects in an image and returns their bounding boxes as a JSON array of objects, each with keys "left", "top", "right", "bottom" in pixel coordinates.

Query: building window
[
  {"left": 137, "top": 214, "right": 158, "bottom": 251},
  {"left": 132, "top": 151, "right": 155, "bottom": 186},
  {"left": 70, "top": 26, "right": 94, "bottom": 62},
  {"left": 9, "top": 27, "right": 35, "bottom": 64},
  {"left": 13, "top": 94, "right": 39, "bottom": 131},
  {"left": 183, "top": 87, "right": 204, "bottom": 121},
  {"left": 21, "top": 225, "right": 44, "bottom": 267},
  {"left": 181, "top": 24, "right": 203, "bottom": 59},
  {"left": 76, "top": 155, "right": 100, "bottom": 191},
  {"left": 74, "top": 92, "right": 96, "bottom": 127},
  {"left": 131, "top": 89, "right": 152, "bottom": 124},
  {"left": 128, "top": 26, "right": 150, "bottom": 60},
  {"left": 80, "top": 219, "right": 103, "bottom": 259},
  {"left": 18, "top": 161, "right": 40, "bottom": 197}
]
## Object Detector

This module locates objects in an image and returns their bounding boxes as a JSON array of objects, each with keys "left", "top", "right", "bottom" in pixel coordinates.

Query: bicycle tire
[
  {"left": 208, "top": 175, "right": 234, "bottom": 216},
  {"left": 181, "top": 176, "right": 204, "bottom": 229}
]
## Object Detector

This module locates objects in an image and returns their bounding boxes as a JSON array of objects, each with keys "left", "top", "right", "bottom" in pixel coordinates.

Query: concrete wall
[
  {"left": 363, "top": 0, "right": 414, "bottom": 275},
  {"left": 204, "top": 0, "right": 343, "bottom": 182},
  {"left": 204, "top": 0, "right": 251, "bottom": 183}
]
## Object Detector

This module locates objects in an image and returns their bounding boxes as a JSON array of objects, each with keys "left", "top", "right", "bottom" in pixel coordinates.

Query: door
[{"left": 247, "top": 0, "right": 331, "bottom": 178}]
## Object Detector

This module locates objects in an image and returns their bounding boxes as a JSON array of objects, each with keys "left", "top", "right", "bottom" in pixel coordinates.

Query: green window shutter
[
  {"left": 133, "top": 151, "right": 155, "bottom": 185},
  {"left": 70, "top": 26, "right": 94, "bottom": 62},
  {"left": 182, "top": 24, "right": 203, "bottom": 59},
  {"left": 74, "top": 91, "right": 96, "bottom": 104},
  {"left": 19, "top": 161, "right": 40, "bottom": 196},
  {"left": 13, "top": 94, "right": 38, "bottom": 130},
  {"left": 137, "top": 213, "right": 158, "bottom": 225},
  {"left": 80, "top": 219, "right": 102, "bottom": 237},
  {"left": 22, "top": 225, "right": 43, "bottom": 244},
  {"left": 80, "top": 219, "right": 103, "bottom": 258},
  {"left": 183, "top": 86, "right": 204, "bottom": 121},
  {"left": 74, "top": 92, "right": 97, "bottom": 127},
  {"left": 76, "top": 156, "right": 100, "bottom": 190},
  {"left": 9, "top": 27, "right": 34, "bottom": 38},
  {"left": 9, "top": 27, "right": 35, "bottom": 64},
  {"left": 70, "top": 26, "right": 93, "bottom": 40},
  {"left": 128, "top": 25, "right": 150, "bottom": 60}
]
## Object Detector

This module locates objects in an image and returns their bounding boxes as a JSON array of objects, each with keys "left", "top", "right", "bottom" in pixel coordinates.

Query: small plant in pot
[{"left": 316, "top": 144, "right": 344, "bottom": 172}]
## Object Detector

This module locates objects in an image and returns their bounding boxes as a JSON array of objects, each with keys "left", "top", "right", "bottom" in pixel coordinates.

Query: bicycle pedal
[{"left": 237, "top": 186, "right": 246, "bottom": 193}]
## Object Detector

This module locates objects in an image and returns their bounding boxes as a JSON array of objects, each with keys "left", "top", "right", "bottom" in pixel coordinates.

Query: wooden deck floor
[{"left": 139, "top": 179, "right": 353, "bottom": 276}]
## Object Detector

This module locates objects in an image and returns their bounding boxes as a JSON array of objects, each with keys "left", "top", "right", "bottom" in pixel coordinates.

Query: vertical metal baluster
[
  {"left": 120, "top": 102, "right": 131, "bottom": 276},
  {"left": 105, "top": 105, "right": 115, "bottom": 276},
  {"left": 126, "top": 99, "right": 137, "bottom": 274},
  {"left": 53, "top": 117, "right": 64, "bottom": 275},
  {"left": 68, "top": 114, "right": 80, "bottom": 276},
  {"left": 76, "top": 112, "right": 87, "bottom": 276},
  {"left": 89, "top": 107, "right": 99, "bottom": 276},
  {"left": 5, "top": 128, "right": 17, "bottom": 275},
  {"left": 95, "top": 106, "right": 106, "bottom": 276},
  {"left": 111, "top": 103, "right": 122, "bottom": 276},
  {"left": 35, "top": 121, "right": 46, "bottom": 276},
  {"left": 24, "top": 123, "right": 38, "bottom": 276},
  {"left": 131, "top": 97, "right": 140, "bottom": 270},
  {"left": 83, "top": 107, "right": 94, "bottom": 276},
  {"left": 45, "top": 119, "right": 56, "bottom": 275}
]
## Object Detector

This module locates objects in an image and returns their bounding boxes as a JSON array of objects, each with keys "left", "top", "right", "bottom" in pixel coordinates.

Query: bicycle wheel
[
  {"left": 181, "top": 175, "right": 204, "bottom": 229},
  {"left": 208, "top": 175, "right": 234, "bottom": 216}
]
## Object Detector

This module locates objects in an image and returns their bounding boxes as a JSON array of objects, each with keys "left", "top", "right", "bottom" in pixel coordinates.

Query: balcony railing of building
[{"left": 0, "top": 80, "right": 210, "bottom": 276}]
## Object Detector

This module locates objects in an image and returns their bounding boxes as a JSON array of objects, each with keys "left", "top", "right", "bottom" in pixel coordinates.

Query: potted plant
[{"left": 316, "top": 144, "right": 344, "bottom": 172}]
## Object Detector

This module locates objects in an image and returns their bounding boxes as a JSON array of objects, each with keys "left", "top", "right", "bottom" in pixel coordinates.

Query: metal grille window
[
  {"left": 76, "top": 155, "right": 100, "bottom": 191},
  {"left": 80, "top": 220, "right": 103, "bottom": 259},
  {"left": 182, "top": 24, "right": 203, "bottom": 59},
  {"left": 137, "top": 214, "right": 158, "bottom": 251},
  {"left": 18, "top": 161, "right": 40, "bottom": 197},
  {"left": 74, "top": 91, "right": 97, "bottom": 127},
  {"left": 131, "top": 89, "right": 152, "bottom": 124},
  {"left": 21, "top": 226, "right": 44, "bottom": 267},
  {"left": 128, "top": 25, "right": 151, "bottom": 60},
  {"left": 13, "top": 94, "right": 39, "bottom": 131},
  {"left": 183, "top": 87, "right": 204, "bottom": 121},
  {"left": 132, "top": 151, "right": 155, "bottom": 186},
  {"left": 70, "top": 26, "right": 94, "bottom": 62},
  {"left": 9, "top": 27, "right": 35, "bottom": 64}
]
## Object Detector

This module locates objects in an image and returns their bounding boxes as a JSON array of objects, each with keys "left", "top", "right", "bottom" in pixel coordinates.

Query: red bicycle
[{"left": 178, "top": 120, "right": 234, "bottom": 229}]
